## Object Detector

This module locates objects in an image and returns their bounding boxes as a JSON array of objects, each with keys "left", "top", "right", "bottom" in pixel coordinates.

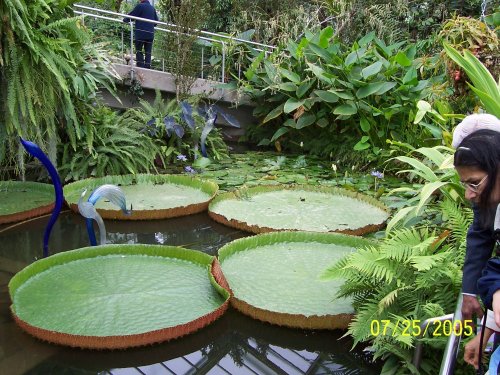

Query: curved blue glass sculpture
[
  {"left": 78, "top": 184, "right": 131, "bottom": 246},
  {"left": 20, "top": 138, "right": 64, "bottom": 258}
]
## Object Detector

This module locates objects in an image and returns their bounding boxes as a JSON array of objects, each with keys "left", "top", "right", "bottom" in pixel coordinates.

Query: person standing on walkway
[{"left": 124, "top": 0, "right": 159, "bottom": 69}]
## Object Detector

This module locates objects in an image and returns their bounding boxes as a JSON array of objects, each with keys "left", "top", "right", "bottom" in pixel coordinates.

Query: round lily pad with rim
[
  {"left": 209, "top": 185, "right": 389, "bottom": 235},
  {"left": 9, "top": 244, "right": 230, "bottom": 349},
  {"left": 64, "top": 174, "right": 219, "bottom": 220},
  {"left": 217, "top": 231, "right": 375, "bottom": 329},
  {"left": 0, "top": 181, "right": 55, "bottom": 224}
]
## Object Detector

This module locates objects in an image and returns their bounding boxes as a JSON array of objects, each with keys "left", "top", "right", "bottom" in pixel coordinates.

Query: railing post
[
  {"left": 221, "top": 41, "right": 226, "bottom": 83},
  {"left": 129, "top": 21, "right": 134, "bottom": 81},
  {"left": 201, "top": 47, "right": 204, "bottom": 79}
]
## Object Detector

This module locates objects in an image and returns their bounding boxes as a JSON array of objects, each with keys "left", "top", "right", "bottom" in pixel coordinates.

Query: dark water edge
[{"left": 0, "top": 212, "right": 381, "bottom": 375}]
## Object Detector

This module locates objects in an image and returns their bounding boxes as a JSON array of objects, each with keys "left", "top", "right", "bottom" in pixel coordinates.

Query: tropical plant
[
  {"left": 0, "top": 0, "right": 118, "bottom": 170},
  {"left": 241, "top": 28, "right": 434, "bottom": 160},
  {"left": 157, "top": 0, "right": 211, "bottom": 100},
  {"left": 322, "top": 200, "right": 473, "bottom": 374},
  {"left": 386, "top": 145, "right": 465, "bottom": 231},
  {"left": 60, "top": 105, "right": 160, "bottom": 181},
  {"left": 439, "top": 16, "right": 499, "bottom": 75},
  {"left": 443, "top": 43, "right": 500, "bottom": 118},
  {"left": 126, "top": 91, "right": 238, "bottom": 165},
  {"left": 319, "top": 0, "right": 483, "bottom": 44}
]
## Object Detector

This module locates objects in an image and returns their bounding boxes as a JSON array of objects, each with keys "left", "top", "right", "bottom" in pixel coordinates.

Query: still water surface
[{"left": 0, "top": 212, "right": 379, "bottom": 375}]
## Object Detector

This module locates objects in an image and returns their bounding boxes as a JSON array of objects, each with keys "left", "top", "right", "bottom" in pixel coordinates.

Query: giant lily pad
[
  {"left": 9, "top": 244, "right": 230, "bottom": 349},
  {"left": 64, "top": 174, "right": 219, "bottom": 220},
  {"left": 218, "top": 231, "right": 374, "bottom": 329},
  {"left": 209, "top": 185, "right": 389, "bottom": 235},
  {"left": 0, "top": 181, "right": 55, "bottom": 224}
]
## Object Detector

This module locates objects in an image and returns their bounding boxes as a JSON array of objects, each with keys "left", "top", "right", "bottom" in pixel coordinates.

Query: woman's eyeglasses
[{"left": 460, "top": 175, "right": 488, "bottom": 192}]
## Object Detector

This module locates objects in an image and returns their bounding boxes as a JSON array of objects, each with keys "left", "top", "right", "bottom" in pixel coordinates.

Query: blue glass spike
[{"left": 20, "top": 138, "right": 64, "bottom": 258}]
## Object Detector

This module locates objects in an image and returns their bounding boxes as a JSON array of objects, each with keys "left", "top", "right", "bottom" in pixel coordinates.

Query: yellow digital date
[{"left": 370, "top": 319, "right": 474, "bottom": 337}]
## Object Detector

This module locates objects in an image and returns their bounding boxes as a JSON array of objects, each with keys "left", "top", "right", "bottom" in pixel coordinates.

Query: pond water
[{"left": 0, "top": 212, "right": 380, "bottom": 375}]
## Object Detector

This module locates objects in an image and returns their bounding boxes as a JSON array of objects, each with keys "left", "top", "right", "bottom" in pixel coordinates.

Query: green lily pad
[
  {"left": 209, "top": 185, "right": 389, "bottom": 235},
  {"left": 9, "top": 244, "right": 230, "bottom": 349},
  {"left": 218, "top": 231, "right": 374, "bottom": 329},
  {"left": 64, "top": 174, "right": 218, "bottom": 220},
  {"left": 0, "top": 181, "right": 55, "bottom": 224}
]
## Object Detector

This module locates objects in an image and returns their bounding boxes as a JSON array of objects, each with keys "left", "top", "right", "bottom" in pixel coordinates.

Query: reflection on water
[{"left": 0, "top": 212, "right": 380, "bottom": 375}]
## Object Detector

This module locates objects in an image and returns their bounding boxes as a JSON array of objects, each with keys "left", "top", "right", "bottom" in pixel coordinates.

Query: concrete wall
[{"left": 100, "top": 64, "right": 258, "bottom": 143}]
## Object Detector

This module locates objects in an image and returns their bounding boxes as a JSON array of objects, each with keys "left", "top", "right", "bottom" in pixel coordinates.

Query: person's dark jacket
[
  {"left": 124, "top": 0, "right": 159, "bottom": 41},
  {"left": 478, "top": 257, "right": 500, "bottom": 309},
  {"left": 462, "top": 205, "right": 495, "bottom": 294}
]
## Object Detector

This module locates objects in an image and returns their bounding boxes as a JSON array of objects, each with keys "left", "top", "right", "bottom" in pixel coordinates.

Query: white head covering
[{"left": 452, "top": 113, "right": 500, "bottom": 148}]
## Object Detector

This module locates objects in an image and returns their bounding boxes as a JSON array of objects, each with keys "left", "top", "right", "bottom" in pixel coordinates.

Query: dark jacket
[
  {"left": 462, "top": 205, "right": 495, "bottom": 294},
  {"left": 478, "top": 257, "right": 500, "bottom": 309},
  {"left": 124, "top": 0, "right": 159, "bottom": 41}
]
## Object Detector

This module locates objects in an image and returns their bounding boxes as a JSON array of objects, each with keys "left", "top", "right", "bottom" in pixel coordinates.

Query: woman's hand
[{"left": 464, "top": 327, "right": 493, "bottom": 369}]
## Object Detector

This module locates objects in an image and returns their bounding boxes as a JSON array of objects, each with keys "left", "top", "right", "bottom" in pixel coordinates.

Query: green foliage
[
  {"left": 322, "top": 208, "right": 472, "bottom": 374},
  {"left": 125, "top": 91, "right": 229, "bottom": 164},
  {"left": 443, "top": 43, "right": 500, "bottom": 118},
  {"left": 241, "top": 29, "right": 435, "bottom": 161},
  {"left": 386, "top": 145, "right": 465, "bottom": 231},
  {"left": 0, "top": 0, "right": 118, "bottom": 158},
  {"left": 157, "top": 0, "right": 211, "bottom": 99},
  {"left": 60, "top": 105, "right": 159, "bottom": 181},
  {"left": 320, "top": 0, "right": 482, "bottom": 45}
]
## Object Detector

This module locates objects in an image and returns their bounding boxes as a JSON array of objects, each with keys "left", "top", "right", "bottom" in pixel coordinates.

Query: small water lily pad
[
  {"left": 0, "top": 181, "right": 55, "bottom": 224},
  {"left": 64, "top": 174, "right": 218, "bottom": 220},
  {"left": 209, "top": 185, "right": 389, "bottom": 235},
  {"left": 9, "top": 244, "right": 230, "bottom": 349},
  {"left": 218, "top": 231, "right": 374, "bottom": 329}
]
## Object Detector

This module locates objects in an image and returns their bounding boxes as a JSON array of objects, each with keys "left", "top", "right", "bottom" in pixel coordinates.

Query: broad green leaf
[
  {"left": 279, "top": 82, "right": 298, "bottom": 92},
  {"left": 329, "top": 90, "right": 354, "bottom": 100},
  {"left": 319, "top": 26, "right": 334, "bottom": 48},
  {"left": 284, "top": 98, "right": 305, "bottom": 114},
  {"left": 413, "top": 147, "right": 448, "bottom": 167},
  {"left": 271, "top": 127, "right": 290, "bottom": 142},
  {"left": 394, "top": 156, "right": 438, "bottom": 181},
  {"left": 360, "top": 117, "right": 370, "bottom": 132},
  {"left": 414, "top": 100, "right": 432, "bottom": 124},
  {"left": 280, "top": 68, "right": 301, "bottom": 84},
  {"left": 361, "top": 62, "right": 383, "bottom": 79},
  {"left": 415, "top": 181, "right": 449, "bottom": 215},
  {"left": 394, "top": 51, "right": 412, "bottom": 67},
  {"left": 264, "top": 61, "right": 279, "bottom": 82},
  {"left": 307, "top": 63, "right": 332, "bottom": 83},
  {"left": 353, "top": 138, "right": 370, "bottom": 150},
  {"left": 403, "top": 68, "right": 417, "bottom": 85},
  {"left": 308, "top": 43, "right": 333, "bottom": 61},
  {"left": 386, "top": 206, "right": 416, "bottom": 232},
  {"left": 356, "top": 82, "right": 387, "bottom": 99},
  {"left": 345, "top": 47, "right": 367, "bottom": 66},
  {"left": 333, "top": 103, "right": 357, "bottom": 115},
  {"left": 314, "top": 90, "right": 339, "bottom": 103},
  {"left": 296, "top": 113, "right": 316, "bottom": 129},
  {"left": 358, "top": 32, "right": 375, "bottom": 46},
  {"left": 263, "top": 104, "right": 285, "bottom": 123},
  {"left": 296, "top": 80, "right": 315, "bottom": 99},
  {"left": 375, "top": 82, "right": 397, "bottom": 95}
]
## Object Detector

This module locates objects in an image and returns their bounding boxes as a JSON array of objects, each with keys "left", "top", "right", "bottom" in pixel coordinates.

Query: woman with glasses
[{"left": 452, "top": 114, "right": 500, "bottom": 373}]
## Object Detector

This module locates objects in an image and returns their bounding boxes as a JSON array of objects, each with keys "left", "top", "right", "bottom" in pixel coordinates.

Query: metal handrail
[
  {"left": 412, "top": 294, "right": 463, "bottom": 375},
  {"left": 73, "top": 4, "right": 276, "bottom": 51},
  {"left": 73, "top": 4, "right": 276, "bottom": 82}
]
